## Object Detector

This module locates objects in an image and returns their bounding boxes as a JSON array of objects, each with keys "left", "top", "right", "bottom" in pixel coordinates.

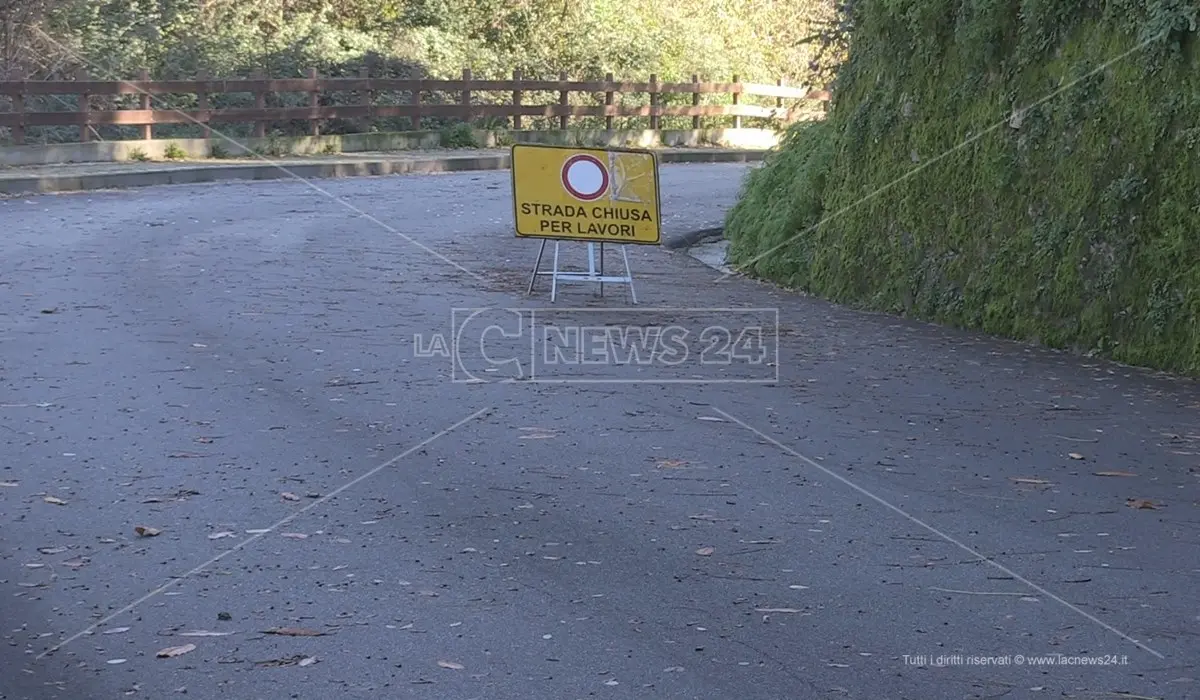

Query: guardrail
[{"left": 0, "top": 69, "right": 829, "bottom": 145}]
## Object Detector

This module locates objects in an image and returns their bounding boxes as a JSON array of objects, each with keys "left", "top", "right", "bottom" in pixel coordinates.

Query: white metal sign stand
[{"left": 527, "top": 240, "right": 637, "bottom": 304}]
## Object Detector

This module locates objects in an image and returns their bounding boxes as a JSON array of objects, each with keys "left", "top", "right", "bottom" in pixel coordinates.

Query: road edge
[{"left": 0, "top": 149, "right": 766, "bottom": 196}]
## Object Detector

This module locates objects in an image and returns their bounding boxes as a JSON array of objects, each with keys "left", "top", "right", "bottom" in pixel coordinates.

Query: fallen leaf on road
[
  {"left": 38, "top": 546, "right": 68, "bottom": 554},
  {"left": 437, "top": 660, "right": 465, "bottom": 670},
  {"left": 256, "top": 655, "right": 309, "bottom": 667},
  {"left": 280, "top": 532, "right": 308, "bottom": 539},
  {"left": 1126, "top": 498, "right": 1160, "bottom": 510},
  {"left": 208, "top": 531, "right": 235, "bottom": 540},
  {"left": 156, "top": 644, "right": 196, "bottom": 658},
  {"left": 62, "top": 558, "right": 89, "bottom": 569},
  {"left": 694, "top": 547, "right": 715, "bottom": 556},
  {"left": 1094, "top": 471, "right": 1137, "bottom": 477},
  {"left": 263, "top": 627, "right": 325, "bottom": 637},
  {"left": 1011, "top": 478, "right": 1051, "bottom": 485},
  {"left": 281, "top": 492, "right": 301, "bottom": 502},
  {"left": 135, "top": 526, "right": 161, "bottom": 537},
  {"left": 43, "top": 496, "right": 68, "bottom": 505},
  {"left": 103, "top": 627, "right": 131, "bottom": 635},
  {"left": 194, "top": 437, "right": 214, "bottom": 444},
  {"left": 298, "top": 656, "right": 317, "bottom": 667},
  {"left": 179, "top": 630, "right": 232, "bottom": 637},
  {"left": 1067, "top": 452, "right": 1085, "bottom": 460},
  {"left": 107, "top": 659, "right": 127, "bottom": 665}
]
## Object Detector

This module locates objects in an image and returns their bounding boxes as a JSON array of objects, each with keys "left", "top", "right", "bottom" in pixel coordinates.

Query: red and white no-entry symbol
[{"left": 561, "top": 154, "right": 609, "bottom": 201}]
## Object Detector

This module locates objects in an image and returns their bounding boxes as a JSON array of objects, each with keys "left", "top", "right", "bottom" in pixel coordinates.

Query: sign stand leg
[
  {"left": 586, "top": 243, "right": 597, "bottom": 291},
  {"left": 621, "top": 244, "right": 637, "bottom": 305},
  {"left": 527, "top": 239, "right": 636, "bottom": 305},
  {"left": 550, "top": 241, "right": 561, "bottom": 303},
  {"left": 527, "top": 239, "right": 547, "bottom": 295}
]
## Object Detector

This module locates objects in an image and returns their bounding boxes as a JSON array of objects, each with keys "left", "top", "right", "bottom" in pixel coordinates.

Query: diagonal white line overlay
[
  {"left": 28, "top": 27, "right": 484, "bottom": 281},
  {"left": 35, "top": 406, "right": 493, "bottom": 659},
  {"left": 710, "top": 406, "right": 1165, "bottom": 659}
]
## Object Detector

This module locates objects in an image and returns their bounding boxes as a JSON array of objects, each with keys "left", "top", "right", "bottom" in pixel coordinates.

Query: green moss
[{"left": 726, "top": 2, "right": 1200, "bottom": 375}]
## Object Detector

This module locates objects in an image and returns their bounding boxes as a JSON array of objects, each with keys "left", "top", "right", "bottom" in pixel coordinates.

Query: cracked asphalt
[{"left": 1, "top": 164, "right": 1198, "bottom": 700}]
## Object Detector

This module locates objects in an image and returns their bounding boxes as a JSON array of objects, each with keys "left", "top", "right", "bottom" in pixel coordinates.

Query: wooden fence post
[
  {"left": 197, "top": 69, "right": 211, "bottom": 140},
  {"left": 76, "top": 68, "right": 91, "bottom": 142},
  {"left": 558, "top": 71, "right": 568, "bottom": 130},
  {"left": 731, "top": 74, "right": 741, "bottom": 129},
  {"left": 512, "top": 68, "right": 522, "bottom": 130},
  {"left": 251, "top": 69, "right": 267, "bottom": 138},
  {"left": 11, "top": 73, "right": 25, "bottom": 145},
  {"left": 410, "top": 76, "right": 421, "bottom": 131},
  {"left": 138, "top": 68, "right": 152, "bottom": 140},
  {"left": 358, "top": 65, "right": 371, "bottom": 134},
  {"left": 308, "top": 67, "right": 320, "bottom": 136},
  {"left": 604, "top": 72, "right": 614, "bottom": 130},
  {"left": 649, "top": 73, "right": 659, "bottom": 130},
  {"left": 691, "top": 73, "right": 700, "bottom": 130},
  {"left": 461, "top": 67, "right": 472, "bottom": 125}
]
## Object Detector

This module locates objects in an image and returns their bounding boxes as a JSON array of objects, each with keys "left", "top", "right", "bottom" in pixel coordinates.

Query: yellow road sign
[{"left": 511, "top": 144, "right": 661, "bottom": 245}]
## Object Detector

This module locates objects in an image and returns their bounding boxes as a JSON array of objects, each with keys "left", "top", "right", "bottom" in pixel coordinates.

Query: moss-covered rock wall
[{"left": 726, "top": 0, "right": 1199, "bottom": 374}]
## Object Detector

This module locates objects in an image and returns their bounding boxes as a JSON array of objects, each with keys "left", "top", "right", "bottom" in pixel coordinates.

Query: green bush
[
  {"left": 726, "top": 0, "right": 1200, "bottom": 374},
  {"left": 438, "top": 123, "right": 478, "bottom": 148},
  {"left": 162, "top": 142, "right": 187, "bottom": 160}
]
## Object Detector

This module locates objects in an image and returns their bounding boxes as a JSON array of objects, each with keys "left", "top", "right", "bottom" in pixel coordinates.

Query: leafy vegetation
[
  {"left": 162, "top": 141, "right": 187, "bottom": 159},
  {"left": 726, "top": 0, "right": 1200, "bottom": 374},
  {"left": 3, "top": 0, "right": 834, "bottom": 83},
  {"left": 438, "top": 122, "right": 477, "bottom": 148},
  {"left": 1, "top": 0, "right": 837, "bottom": 143}
]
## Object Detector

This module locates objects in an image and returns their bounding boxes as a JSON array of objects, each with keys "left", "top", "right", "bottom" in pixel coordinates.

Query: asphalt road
[{"left": 1, "top": 164, "right": 1198, "bottom": 700}]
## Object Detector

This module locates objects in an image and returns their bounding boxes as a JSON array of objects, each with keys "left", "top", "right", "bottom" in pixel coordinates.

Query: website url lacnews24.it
[{"left": 903, "top": 653, "right": 1130, "bottom": 667}]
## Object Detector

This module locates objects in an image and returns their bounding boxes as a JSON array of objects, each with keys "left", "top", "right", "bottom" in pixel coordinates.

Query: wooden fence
[{"left": 0, "top": 69, "right": 829, "bottom": 145}]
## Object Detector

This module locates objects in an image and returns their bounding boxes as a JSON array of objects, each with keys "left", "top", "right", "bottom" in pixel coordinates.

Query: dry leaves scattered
[
  {"left": 263, "top": 627, "right": 325, "bottom": 637},
  {"left": 1126, "top": 498, "right": 1161, "bottom": 510},
  {"left": 156, "top": 643, "right": 196, "bottom": 658},
  {"left": 256, "top": 655, "right": 313, "bottom": 667}
]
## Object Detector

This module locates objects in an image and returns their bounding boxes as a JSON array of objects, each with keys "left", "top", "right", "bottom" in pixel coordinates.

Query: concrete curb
[{"left": 0, "top": 149, "right": 766, "bottom": 196}]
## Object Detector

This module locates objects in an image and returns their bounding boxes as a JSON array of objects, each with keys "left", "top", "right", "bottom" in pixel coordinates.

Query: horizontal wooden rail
[{"left": 0, "top": 70, "right": 829, "bottom": 146}]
